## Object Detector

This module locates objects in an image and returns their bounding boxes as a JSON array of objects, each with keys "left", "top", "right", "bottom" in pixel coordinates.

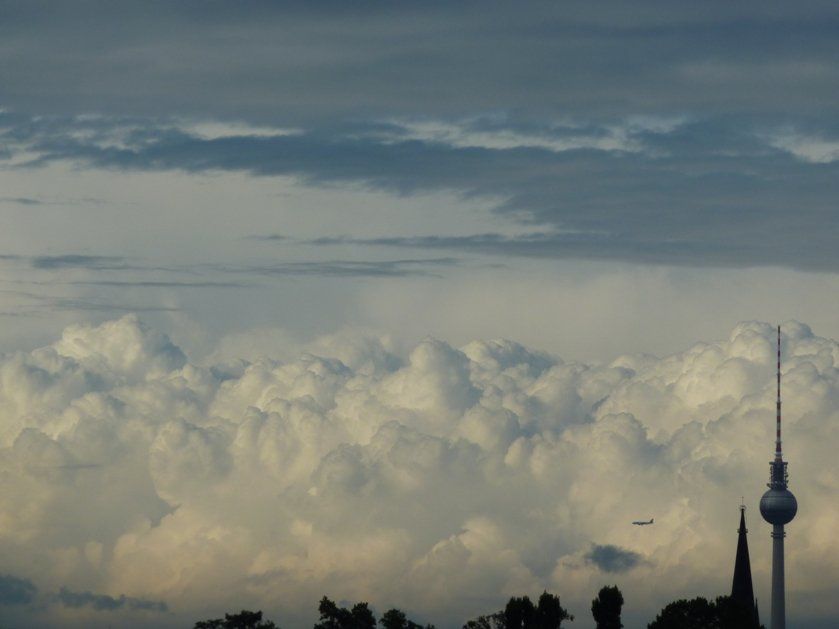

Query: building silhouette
[{"left": 759, "top": 326, "right": 798, "bottom": 629}]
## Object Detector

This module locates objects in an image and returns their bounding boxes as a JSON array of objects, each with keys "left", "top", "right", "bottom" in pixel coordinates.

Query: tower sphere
[{"left": 760, "top": 488, "right": 798, "bottom": 525}]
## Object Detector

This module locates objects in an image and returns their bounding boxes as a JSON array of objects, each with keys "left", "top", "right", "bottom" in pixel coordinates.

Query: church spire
[{"left": 732, "top": 504, "right": 758, "bottom": 623}]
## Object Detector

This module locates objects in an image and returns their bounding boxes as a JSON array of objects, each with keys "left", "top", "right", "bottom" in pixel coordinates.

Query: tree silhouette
[
  {"left": 647, "top": 595, "right": 763, "bottom": 629},
  {"left": 462, "top": 611, "right": 504, "bottom": 629},
  {"left": 351, "top": 603, "right": 377, "bottom": 629},
  {"left": 193, "top": 609, "right": 278, "bottom": 629},
  {"left": 314, "top": 597, "right": 376, "bottom": 629},
  {"left": 379, "top": 607, "right": 434, "bottom": 629},
  {"left": 714, "top": 595, "right": 763, "bottom": 629},
  {"left": 381, "top": 609, "right": 409, "bottom": 629},
  {"left": 503, "top": 596, "right": 535, "bottom": 629},
  {"left": 535, "top": 590, "right": 573, "bottom": 629},
  {"left": 646, "top": 597, "right": 717, "bottom": 629},
  {"left": 464, "top": 591, "right": 572, "bottom": 629},
  {"left": 591, "top": 586, "right": 623, "bottom": 629}
]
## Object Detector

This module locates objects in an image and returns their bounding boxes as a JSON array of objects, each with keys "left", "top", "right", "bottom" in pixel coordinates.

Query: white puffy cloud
[{"left": 0, "top": 316, "right": 836, "bottom": 628}]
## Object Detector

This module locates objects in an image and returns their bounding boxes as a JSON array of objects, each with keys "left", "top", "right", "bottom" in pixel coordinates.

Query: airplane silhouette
[{"left": 632, "top": 518, "right": 654, "bottom": 525}]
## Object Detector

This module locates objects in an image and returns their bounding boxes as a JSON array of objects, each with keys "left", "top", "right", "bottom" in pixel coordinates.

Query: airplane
[{"left": 632, "top": 518, "right": 654, "bottom": 526}]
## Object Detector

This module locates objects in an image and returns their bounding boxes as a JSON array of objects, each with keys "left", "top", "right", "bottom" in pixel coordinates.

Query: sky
[{"left": 0, "top": 2, "right": 838, "bottom": 627}]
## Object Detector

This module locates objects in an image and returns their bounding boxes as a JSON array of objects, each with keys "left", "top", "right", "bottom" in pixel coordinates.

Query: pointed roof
[{"left": 731, "top": 505, "right": 757, "bottom": 617}]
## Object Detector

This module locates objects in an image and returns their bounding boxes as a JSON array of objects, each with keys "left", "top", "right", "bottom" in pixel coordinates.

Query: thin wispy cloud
[
  {"left": 42, "top": 298, "right": 180, "bottom": 314},
  {"left": 30, "top": 255, "right": 132, "bottom": 271},
  {"left": 213, "top": 258, "right": 460, "bottom": 279},
  {"left": 57, "top": 588, "right": 168, "bottom": 613},
  {"left": 0, "top": 252, "right": 461, "bottom": 281},
  {"left": 0, "top": 196, "right": 43, "bottom": 206},
  {"left": 0, "top": 288, "right": 180, "bottom": 315},
  {"left": 64, "top": 280, "right": 253, "bottom": 289}
]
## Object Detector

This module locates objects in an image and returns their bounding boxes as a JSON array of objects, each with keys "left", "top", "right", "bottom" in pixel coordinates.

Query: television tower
[{"left": 759, "top": 325, "right": 798, "bottom": 629}]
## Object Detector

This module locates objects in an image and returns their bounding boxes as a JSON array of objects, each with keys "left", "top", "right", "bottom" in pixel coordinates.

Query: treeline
[{"left": 192, "top": 586, "right": 763, "bottom": 629}]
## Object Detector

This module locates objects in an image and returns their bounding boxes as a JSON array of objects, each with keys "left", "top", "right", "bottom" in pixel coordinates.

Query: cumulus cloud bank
[{"left": 0, "top": 316, "right": 837, "bottom": 627}]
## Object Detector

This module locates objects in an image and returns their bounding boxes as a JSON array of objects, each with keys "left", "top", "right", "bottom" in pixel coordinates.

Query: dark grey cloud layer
[
  {"left": 2, "top": 2, "right": 839, "bottom": 123},
  {"left": 5, "top": 112, "right": 839, "bottom": 270},
  {"left": 2, "top": 2, "right": 839, "bottom": 276},
  {"left": 11, "top": 111, "right": 839, "bottom": 271}
]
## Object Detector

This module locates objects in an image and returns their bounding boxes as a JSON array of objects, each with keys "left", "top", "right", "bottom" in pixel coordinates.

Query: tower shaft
[{"left": 771, "top": 524, "right": 786, "bottom": 629}]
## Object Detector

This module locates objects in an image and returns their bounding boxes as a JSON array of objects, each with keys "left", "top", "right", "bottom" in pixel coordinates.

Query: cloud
[
  {"left": 0, "top": 574, "right": 38, "bottom": 606},
  {"left": 7, "top": 113, "right": 839, "bottom": 271},
  {"left": 64, "top": 280, "right": 253, "bottom": 289},
  {"left": 0, "top": 250, "right": 458, "bottom": 281},
  {"left": 52, "top": 314, "right": 186, "bottom": 380},
  {"left": 212, "top": 258, "right": 461, "bottom": 279},
  {"left": 0, "top": 196, "right": 106, "bottom": 207},
  {"left": 57, "top": 587, "right": 168, "bottom": 613},
  {"left": 0, "top": 317, "right": 837, "bottom": 628},
  {"left": 2, "top": 3, "right": 839, "bottom": 124},
  {"left": 29, "top": 255, "right": 131, "bottom": 271},
  {"left": 49, "top": 298, "right": 180, "bottom": 314},
  {"left": 584, "top": 544, "right": 643, "bottom": 573},
  {"left": 0, "top": 253, "right": 176, "bottom": 276},
  {"left": 0, "top": 291, "right": 182, "bottom": 315},
  {"left": 0, "top": 196, "right": 43, "bottom": 206},
  {"left": 303, "top": 232, "right": 780, "bottom": 269}
]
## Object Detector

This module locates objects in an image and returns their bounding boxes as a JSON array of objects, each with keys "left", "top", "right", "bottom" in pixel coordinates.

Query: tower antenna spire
[{"left": 776, "top": 325, "right": 782, "bottom": 460}]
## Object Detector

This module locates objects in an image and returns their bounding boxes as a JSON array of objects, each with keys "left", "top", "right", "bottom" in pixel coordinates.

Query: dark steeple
[{"left": 732, "top": 504, "right": 758, "bottom": 623}]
